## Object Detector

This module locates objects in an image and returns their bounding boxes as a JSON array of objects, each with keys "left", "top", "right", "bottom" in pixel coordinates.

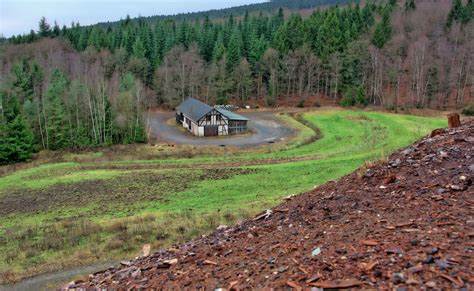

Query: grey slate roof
[
  {"left": 177, "top": 97, "right": 249, "bottom": 122},
  {"left": 216, "top": 108, "right": 249, "bottom": 121},
  {"left": 176, "top": 98, "right": 212, "bottom": 122}
]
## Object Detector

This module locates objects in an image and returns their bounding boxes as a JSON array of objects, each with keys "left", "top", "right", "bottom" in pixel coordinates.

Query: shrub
[
  {"left": 340, "top": 86, "right": 367, "bottom": 107},
  {"left": 462, "top": 104, "right": 474, "bottom": 116}
]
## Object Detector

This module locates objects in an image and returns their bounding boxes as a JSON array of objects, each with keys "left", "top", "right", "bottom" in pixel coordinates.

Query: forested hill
[
  {"left": 97, "top": 0, "right": 351, "bottom": 26},
  {"left": 0, "top": 0, "right": 473, "bottom": 164}
]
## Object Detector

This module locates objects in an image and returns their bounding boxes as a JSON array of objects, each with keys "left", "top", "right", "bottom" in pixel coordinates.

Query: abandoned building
[{"left": 176, "top": 98, "right": 248, "bottom": 136}]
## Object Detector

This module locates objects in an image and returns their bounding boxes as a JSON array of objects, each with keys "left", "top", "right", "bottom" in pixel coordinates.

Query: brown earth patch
[{"left": 0, "top": 168, "right": 258, "bottom": 216}]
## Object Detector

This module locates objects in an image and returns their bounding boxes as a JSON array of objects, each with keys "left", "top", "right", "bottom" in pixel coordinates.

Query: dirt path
[
  {"left": 147, "top": 111, "right": 295, "bottom": 147},
  {"left": 1, "top": 261, "right": 116, "bottom": 291}
]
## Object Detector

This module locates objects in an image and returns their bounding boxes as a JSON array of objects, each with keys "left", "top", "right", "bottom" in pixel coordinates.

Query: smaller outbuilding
[{"left": 176, "top": 98, "right": 249, "bottom": 137}]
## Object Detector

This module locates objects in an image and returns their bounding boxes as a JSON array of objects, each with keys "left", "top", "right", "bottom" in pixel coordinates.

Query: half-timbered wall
[
  {"left": 177, "top": 108, "right": 247, "bottom": 137},
  {"left": 198, "top": 109, "right": 229, "bottom": 136}
]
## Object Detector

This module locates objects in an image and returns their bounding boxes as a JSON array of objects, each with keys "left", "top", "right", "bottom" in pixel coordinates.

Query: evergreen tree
[
  {"left": 372, "top": 8, "right": 392, "bottom": 49},
  {"left": 248, "top": 34, "right": 267, "bottom": 69},
  {"left": 226, "top": 28, "right": 242, "bottom": 73},
  {"left": 38, "top": 17, "right": 51, "bottom": 37},
  {"left": 274, "top": 14, "right": 305, "bottom": 53},
  {"left": 212, "top": 32, "right": 226, "bottom": 62},
  {"left": 132, "top": 37, "right": 146, "bottom": 59},
  {"left": 446, "top": 0, "right": 471, "bottom": 27},
  {"left": 0, "top": 93, "right": 35, "bottom": 164},
  {"left": 404, "top": 0, "right": 416, "bottom": 12},
  {"left": 44, "top": 69, "right": 69, "bottom": 150},
  {"left": 52, "top": 21, "right": 61, "bottom": 36}
]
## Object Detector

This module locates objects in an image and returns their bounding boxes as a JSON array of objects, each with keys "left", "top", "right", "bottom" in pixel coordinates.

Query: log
[{"left": 447, "top": 113, "right": 461, "bottom": 128}]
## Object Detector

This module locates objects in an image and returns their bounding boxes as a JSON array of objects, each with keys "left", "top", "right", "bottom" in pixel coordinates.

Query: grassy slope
[{"left": 0, "top": 109, "right": 446, "bottom": 283}]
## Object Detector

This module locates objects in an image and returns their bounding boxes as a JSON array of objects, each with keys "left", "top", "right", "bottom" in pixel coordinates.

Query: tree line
[{"left": 1, "top": 0, "right": 473, "bottom": 164}]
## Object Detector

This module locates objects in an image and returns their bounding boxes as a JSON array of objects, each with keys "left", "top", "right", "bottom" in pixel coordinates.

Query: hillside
[
  {"left": 1, "top": 0, "right": 472, "bottom": 165},
  {"left": 97, "top": 0, "right": 350, "bottom": 25},
  {"left": 67, "top": 119, "right": 473, "bottom": 290},
  {"left": 0, "top": 110, "right": 446, "bottom": 284}
]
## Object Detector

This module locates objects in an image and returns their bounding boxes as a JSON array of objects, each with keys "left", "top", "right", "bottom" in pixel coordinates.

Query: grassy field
[{"left": 0, "top": 109, "right": 446, "bottom": 283}]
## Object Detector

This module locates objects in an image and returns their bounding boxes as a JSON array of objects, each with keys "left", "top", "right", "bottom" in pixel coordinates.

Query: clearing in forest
[{"left": 0, "top": 109, "right": 446, "bottom": 284}]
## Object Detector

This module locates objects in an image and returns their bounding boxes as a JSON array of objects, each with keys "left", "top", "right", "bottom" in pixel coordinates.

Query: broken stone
[
  {"left": 449, "top": 184, "right": 467, "bottom": 191},
  {"left": 406, "top": 278, "right": 419, "bottom": 285},
  {"left": 427, "top": 247, "right": 439, "bottom": 255},
  {"left": 203, "top": 260, "right": 218, "bottom": 265},
  {"left": 438, "top": 150, "right": 448, "bottom": 158},
  {"left": 392, "top": 273, "right": 405, "bottom": 284},
  {"left": 312, "top": 279, "right": 362, "bottom": 289},
  {"left": 407, "top": 265, "right": 423, "bottom": 273},
  {"left": 131, "top": 269, "right": 141, "bottom": 278},
  {"left": 254, "top": 209, "right": 272, "bottom": 221},
  {"left": 311, "top": 247, "right": 322, "bottom": 256},
  {"left": 360, "top": 240, "right": 378, "bottom": 246},
  {"left": 436, "top": 188, "right": 446, "bottom": 194},
  {"left": 423, "top": 255, "right": 435, "bottom": 264},
  {"left": 389, "top": 158, "right": 401, "bottom": 167},
  {"left": 141, "top": 244, "right": 151, "bottom": 257},
  {"left": 278, "top": 266, "right": 288, "bottom": 273},
  {"left": 401, "top": 148, "right": 413, "bottom": 156},
  {"left": 216, "top": 225, "right": 227, "bottom": 231},
  {"left": 163, "top": 258, "right": 178, "bottom": 265},
  {"left": 435, "top": 259, "right": 450, "bottom": 270},
  {"left": 430, "top": 128, "right": 445, "bottom": 138},
  {"left": 469, "top": 164, "right": 474, "bottom": 172}
]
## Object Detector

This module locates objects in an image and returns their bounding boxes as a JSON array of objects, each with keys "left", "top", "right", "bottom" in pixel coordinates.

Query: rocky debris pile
[{"left": 66, "top": 121, "right": 473, "bottom": 290}]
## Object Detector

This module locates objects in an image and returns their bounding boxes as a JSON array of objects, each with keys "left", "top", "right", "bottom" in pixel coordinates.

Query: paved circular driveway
[{"left": 147, "top": 111, "right": 295, "bottom": 147}]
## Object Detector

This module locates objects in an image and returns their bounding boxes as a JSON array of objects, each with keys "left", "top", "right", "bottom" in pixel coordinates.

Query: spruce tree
[
  {"left": 0, "top": 93, "right": 34, "bottom": 164},
  {"left": 44, "top": 69, "right": 69, "bottom": 150},
  {"left": 372, "top": 9, "right": 392, "bottom": 49},
  {"left": 226, "top": 28, "right": 242, "bottom": 73}
]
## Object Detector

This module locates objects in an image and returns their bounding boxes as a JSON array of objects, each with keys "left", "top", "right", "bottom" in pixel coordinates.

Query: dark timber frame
[{"left": 176, "top": 97, "right": 248, "bottom": 137}]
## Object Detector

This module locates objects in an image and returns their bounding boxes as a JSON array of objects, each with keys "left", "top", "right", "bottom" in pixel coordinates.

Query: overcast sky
[{"left": 0, "top": 0, "right": 266, "bottom": 37}]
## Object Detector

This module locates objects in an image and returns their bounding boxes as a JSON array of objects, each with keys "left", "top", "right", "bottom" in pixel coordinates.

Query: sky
[{"left": 0, "top": 0, "right": 266, "bottom": 37}]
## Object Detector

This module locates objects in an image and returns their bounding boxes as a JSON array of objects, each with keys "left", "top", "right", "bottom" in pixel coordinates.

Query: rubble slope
[{"left": 68, "top": 121, "right": 473, "bottom": 290}]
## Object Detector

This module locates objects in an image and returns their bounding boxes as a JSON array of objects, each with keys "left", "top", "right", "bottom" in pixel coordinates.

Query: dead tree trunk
[{"left": 447, "top": 113, "right": 461, "bottom": 128}]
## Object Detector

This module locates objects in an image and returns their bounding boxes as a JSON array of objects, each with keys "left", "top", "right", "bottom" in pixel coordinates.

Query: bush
[
  {"left": 462, "top": 104, "right": 474, "bottom": 116},
  {"left": 340, "top": 86, "right": 368, "bottom": 107}
]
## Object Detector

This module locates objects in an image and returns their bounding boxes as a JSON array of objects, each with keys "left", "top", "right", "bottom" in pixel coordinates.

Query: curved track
[{"left": 147, "top": 111, "right": 295, "bottom": 147}]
